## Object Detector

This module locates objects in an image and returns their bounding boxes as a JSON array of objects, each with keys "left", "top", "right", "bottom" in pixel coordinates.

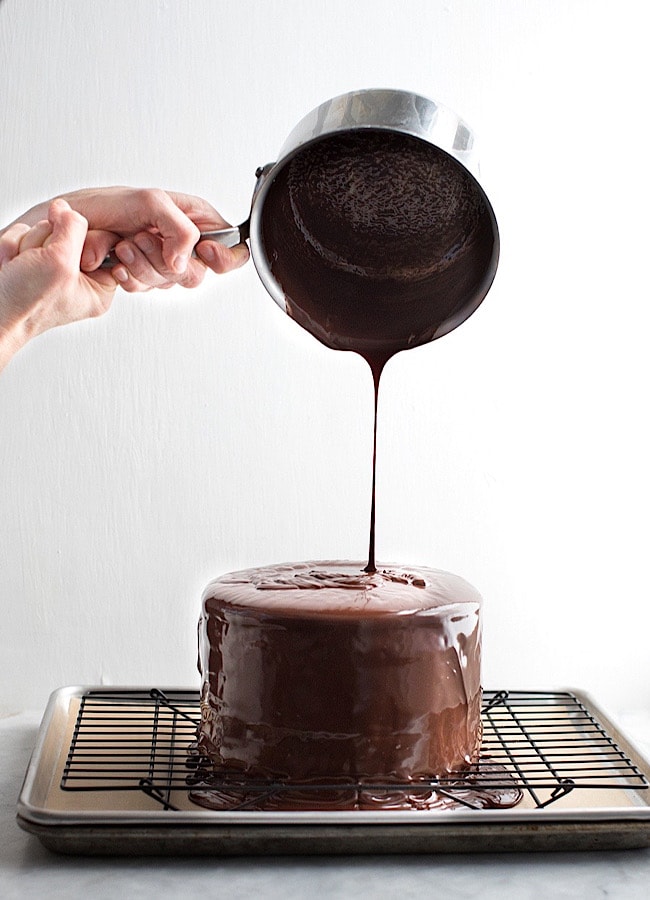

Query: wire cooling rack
[{"left": 59, "top": 688, "right": 648, "bottom": 812}]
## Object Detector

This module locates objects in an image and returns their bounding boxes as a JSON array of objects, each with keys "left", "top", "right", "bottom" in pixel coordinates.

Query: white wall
[{"left": 1, "top": 0, "right": 648, "bottom": 720}]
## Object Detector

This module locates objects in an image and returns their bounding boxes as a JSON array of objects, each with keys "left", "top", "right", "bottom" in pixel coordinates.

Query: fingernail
[
  {"left": 118, "top": 245, "right": 135, "bottom": 265},
  {"left": 232, "top": 244, "right": 250, "bottom": 267},
  {"left": 135, "top": 234, "right": 155, "bottom": 254},
  {"left": 172, "top": 253, "right": 188, "bottom": 274},
  {"left": 114, "top": 266, "right": 129, "bottom": 283}
]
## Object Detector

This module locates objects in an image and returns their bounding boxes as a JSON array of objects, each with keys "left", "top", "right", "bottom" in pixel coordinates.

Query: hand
[
  {"left": 0, "top": 187, "right": 249, "bottom": 372},
  {"left": 5, "top": 186, "right": 249, "bottom": 292},
  {"left": 0, "top": 199, "right": 118, "bottom": 370}
]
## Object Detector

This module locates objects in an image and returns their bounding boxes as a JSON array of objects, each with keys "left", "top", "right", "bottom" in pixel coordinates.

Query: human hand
[
  {"left": 73, "top": 187, "right": 249, "bottom": 291},
  {"left": 0, "top": 187, "right": 250, "bottom": 372},
  {"left": 0, "top": 199, "right": 118, "bottom": 369},
  {"left": 5, "top": 186, "right": 249, "bottom": 293}
]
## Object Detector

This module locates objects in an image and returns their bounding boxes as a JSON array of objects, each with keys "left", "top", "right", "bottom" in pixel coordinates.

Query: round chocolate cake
[{"left": 192, "top": 560, "right": 483, "bottom": 810}]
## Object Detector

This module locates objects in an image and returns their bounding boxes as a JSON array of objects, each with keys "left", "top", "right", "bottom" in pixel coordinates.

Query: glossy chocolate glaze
[{"left": 194, "top": 561, "right": 486, "bottom": 810}]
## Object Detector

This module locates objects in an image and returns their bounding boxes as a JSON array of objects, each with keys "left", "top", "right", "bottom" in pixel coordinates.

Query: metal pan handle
[{"left": 99, "top": 221, "right": 250, "bottom": 269}]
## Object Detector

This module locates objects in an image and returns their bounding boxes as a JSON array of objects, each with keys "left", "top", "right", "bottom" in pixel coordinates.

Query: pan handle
[{"left": 98, "top": 220, "right": 250, "bottom": 269}]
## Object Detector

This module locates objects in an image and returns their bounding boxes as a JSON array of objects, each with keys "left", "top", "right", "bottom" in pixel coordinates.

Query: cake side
[{"left": 196, "top": 561, "right": 482, "bottom": 804}]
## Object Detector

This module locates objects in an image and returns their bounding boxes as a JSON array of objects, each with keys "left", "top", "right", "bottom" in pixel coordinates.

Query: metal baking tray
[{"left": 16, "top": 686, "right": 650, "bottom": 855}]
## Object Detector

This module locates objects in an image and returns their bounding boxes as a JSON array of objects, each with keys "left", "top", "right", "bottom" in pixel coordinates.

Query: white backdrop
[{"left": 1, "top": 0, "right": 648, "bottom": 720}]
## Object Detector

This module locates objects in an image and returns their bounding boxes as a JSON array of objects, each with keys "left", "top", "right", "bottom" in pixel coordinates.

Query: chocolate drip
[{"left": 365, "top": 360, "right": 382, "bottom": 573}]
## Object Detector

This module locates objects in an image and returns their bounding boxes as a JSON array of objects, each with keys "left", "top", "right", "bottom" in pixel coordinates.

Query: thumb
[
  {"left": 79, "top": 229, "right": 121, "bottom": 272},
  {"left": 45, "top": 198, "right": 89, "bottom": 265},
  {"left": 45, "top": 199, "right": 117, "bottom": 292}
]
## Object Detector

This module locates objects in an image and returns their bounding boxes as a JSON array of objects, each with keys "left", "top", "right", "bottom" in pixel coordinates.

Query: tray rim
[{"left": 16, "top": 684, "right": 650, "bottom": 830}]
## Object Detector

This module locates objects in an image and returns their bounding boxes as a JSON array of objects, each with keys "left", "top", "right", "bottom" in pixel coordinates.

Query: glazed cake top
[{"left": 202, "top": 560, "right": 482, "bottom": 618}]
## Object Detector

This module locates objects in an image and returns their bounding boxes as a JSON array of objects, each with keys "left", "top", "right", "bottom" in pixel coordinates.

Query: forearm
[
  {"left": 0, "top": 318, "right": 29, "bottom": 373},
  {"left": 0, "top": 278, "right": 46, "bottom": 372}
]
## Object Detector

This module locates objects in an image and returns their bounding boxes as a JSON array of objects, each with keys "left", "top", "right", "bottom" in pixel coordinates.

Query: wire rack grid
[{"left": 59, "top": 688, "right": 648, "bottom": 812}]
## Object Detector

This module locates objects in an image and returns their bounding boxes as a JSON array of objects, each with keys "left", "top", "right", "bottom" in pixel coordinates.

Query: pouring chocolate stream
[{"left": 258, "top": 119, "right": 499, "bottom": 570}]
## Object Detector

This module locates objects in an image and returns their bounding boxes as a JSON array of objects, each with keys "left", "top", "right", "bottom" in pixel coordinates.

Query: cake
[{"left": 191, "top": 560, "right": 483, "bottom": 810}]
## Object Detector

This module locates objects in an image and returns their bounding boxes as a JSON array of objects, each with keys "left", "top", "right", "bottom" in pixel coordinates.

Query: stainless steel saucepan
[{"left": 105, "top": 89, "right": 499, "bottom": 352}]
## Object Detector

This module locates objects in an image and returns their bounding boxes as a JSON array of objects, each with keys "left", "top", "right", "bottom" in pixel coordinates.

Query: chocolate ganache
[{"left": 193, "top": 561, "right": 488, "bottom": 811}]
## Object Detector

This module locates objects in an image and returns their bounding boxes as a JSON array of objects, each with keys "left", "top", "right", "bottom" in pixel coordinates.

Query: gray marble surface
[{"left": 2, "top": 709, "right": 650, "bottom": 900}]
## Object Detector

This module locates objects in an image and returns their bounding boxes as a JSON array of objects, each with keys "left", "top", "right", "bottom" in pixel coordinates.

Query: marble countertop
[{"left": 2, "top": 707, "right": 650, "bottom": 899}]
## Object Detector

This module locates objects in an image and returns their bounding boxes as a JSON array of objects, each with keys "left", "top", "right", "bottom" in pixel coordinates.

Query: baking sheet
[{"left": 16, "top": 686, "right": 650, "bottom": 855}]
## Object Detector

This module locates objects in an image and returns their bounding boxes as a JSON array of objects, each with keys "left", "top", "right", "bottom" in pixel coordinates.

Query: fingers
[
  {"left": 80, "top": 229, "right": 121, "bottom": 272},
  {"left": 196, "top": 239, "right": 250, "bottom": 274},
  {"left": 148, "top": 190, "right": 251, "bottom": 276},
  {"left": 124, "top": 189, "right": 201, "bottom": 276},
  {"left": 109, "top": 232, "right": 204, "bottom": 292},
  {"left": 0, "top": 202, "right": 88, "bottom": 268},
  {"left": 110, "top": 234, "right": 168, "bottom": 292},
  {"left": 166, "top": 191, "right": 232, "bottom": 232},
  {"left": 0, "top": 222, "right": 31, "bottom": 267},
  {"left": 46, "top": 198, "right": 89, "bottom": 264},
  {"left": 109, "top": 230, "right": 250, "bottom": 291},
  {"left": 46, "top": 200, "right": 117, "bottom": 294},
  {"left": 18, "top": 219, "right": 53, "bottom": 252},
  {"left": 107, "top": 235, "right": 249, "bottom": 289}
]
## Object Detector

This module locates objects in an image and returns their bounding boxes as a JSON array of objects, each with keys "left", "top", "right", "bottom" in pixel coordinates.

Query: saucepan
[{"left": 106, "top": 89, "right": 500, "bottom": 355}]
